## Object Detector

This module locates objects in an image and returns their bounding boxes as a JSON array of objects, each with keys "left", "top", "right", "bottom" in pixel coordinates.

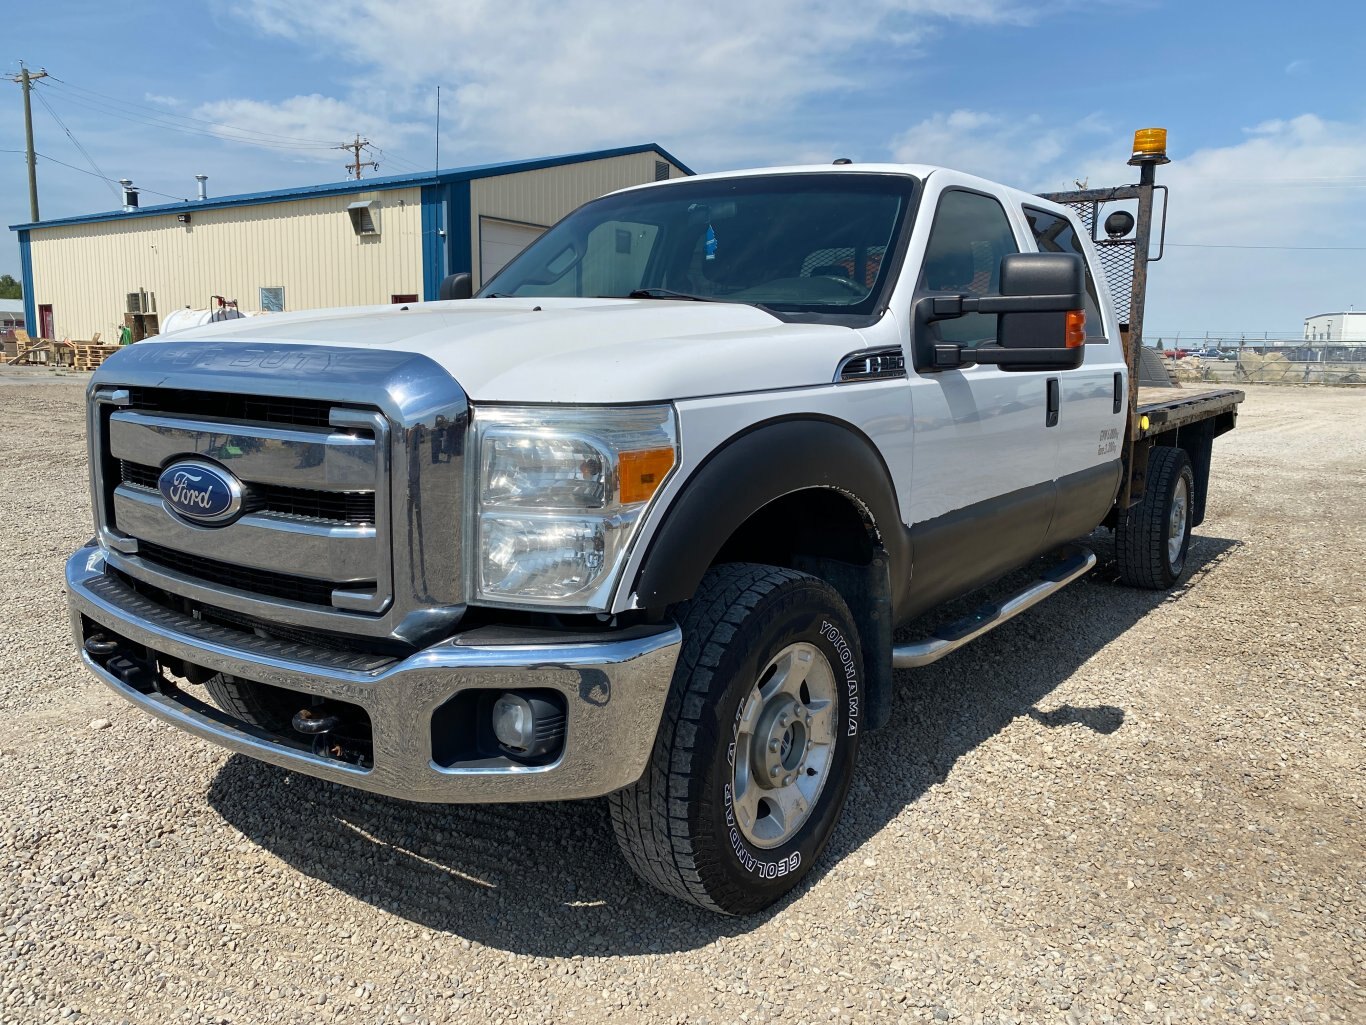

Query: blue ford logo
[{"left": 157, "top": 460, "right": 243, "bottom": 525}]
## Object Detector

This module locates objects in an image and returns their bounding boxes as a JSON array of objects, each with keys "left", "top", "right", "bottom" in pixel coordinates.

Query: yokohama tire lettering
[{"left": 819, "top": 620, "right": 861, "bottom": 736}]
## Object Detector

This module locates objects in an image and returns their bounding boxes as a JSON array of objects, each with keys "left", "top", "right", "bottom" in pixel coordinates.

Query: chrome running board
[{"left": 891, "top": 545, "right": 1097, "bottom": 669}]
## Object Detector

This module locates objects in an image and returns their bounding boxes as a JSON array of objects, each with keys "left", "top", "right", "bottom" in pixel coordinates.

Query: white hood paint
[{"left": 158, "top": 298, "right": 871, "bottom": 403}]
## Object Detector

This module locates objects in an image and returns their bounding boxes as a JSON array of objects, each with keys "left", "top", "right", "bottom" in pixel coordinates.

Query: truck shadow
[{"left": 206, "top": 531, "right": 1241, "bottom": 955}]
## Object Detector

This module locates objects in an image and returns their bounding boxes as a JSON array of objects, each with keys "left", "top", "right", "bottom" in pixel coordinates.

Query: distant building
[
  {"left": 1304, "top": 311, "right": 1366, "bottom": 342},
  {"left": 0, "top": 298, "right": 24, "bottom": 357},
  {"left": 8, "top": 144, "right": 690, "bottom": 342}
]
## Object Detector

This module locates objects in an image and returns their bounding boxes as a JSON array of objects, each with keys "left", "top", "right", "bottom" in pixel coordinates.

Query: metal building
[
  {"left": 9, "top": 144, "right": 690, "bottom": 342},
  {"left": 1304, "top": 311, "right": 1366, "bottom": 343}
]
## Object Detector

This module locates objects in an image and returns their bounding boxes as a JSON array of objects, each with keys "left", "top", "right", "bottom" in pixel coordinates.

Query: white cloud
[
  {"left": 143, "top": 93, "right": 183, "bottom": 107},
  {"left": 191, "top": 94, "right": 427, "bottom": 168},
  {"left": 220, "top": 0, "right": 1059, "bottom": 166},
  {"left": 889, "top": 109, "right": 1113, "bottom": 191},
  {"left": 892, "top": 109, "right": 1366, "bottom": 336}
]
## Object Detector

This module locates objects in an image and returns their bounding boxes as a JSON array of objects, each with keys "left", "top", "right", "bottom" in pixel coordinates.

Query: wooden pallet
[
  {"left": 6, "top": 333, "right": 77, "bottom": 366},
  {"left": 71, "top": 341, "right": 120, "bottom": 371}
]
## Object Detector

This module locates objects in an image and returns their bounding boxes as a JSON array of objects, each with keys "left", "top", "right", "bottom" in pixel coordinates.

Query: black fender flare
[
  {"left": 629, "top": 417, "right": 908, "bottom": 732},
  {"left": 632, "top": 416, "right": 907, "bottom": 608}
]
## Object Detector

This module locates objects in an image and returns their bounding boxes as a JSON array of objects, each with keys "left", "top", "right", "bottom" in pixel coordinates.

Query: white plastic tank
[{"left": 161, "top": 306, "right": 247, "bottom": 335}]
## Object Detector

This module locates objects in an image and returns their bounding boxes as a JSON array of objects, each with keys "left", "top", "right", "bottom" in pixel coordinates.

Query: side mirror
[
  {"left": 438, "top": 272, "right": 473, "bottom": 301},
  {"left": 916, "top": 252, "right": 1087, "bottom": 371}
]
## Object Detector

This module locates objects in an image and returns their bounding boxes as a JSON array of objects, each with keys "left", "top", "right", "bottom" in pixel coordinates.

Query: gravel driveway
[{"left": 1, "top": 373, "right": 1361, "bottom": 1024}]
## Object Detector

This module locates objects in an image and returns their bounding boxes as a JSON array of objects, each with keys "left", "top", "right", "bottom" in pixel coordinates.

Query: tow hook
[
  {"left": 84, "top": 633, "right": 158, "bottom": 693},
  {"left": 291, "top": 704, "right": 371, "bottom": 768},
  {"left": 291, "top": 706, "right": 342, "bottom": 736},
  {"left": 83, "top": 634, "right": 119, "bottom": 657}
]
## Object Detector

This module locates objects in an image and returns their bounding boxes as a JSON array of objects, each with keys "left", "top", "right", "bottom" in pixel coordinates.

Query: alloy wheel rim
[
  {"left": 730, "top": 641, "right": 838, "bottom": 849},
  {"left": 1169, "top": 477, "right": 1189, "bottom": 567}
]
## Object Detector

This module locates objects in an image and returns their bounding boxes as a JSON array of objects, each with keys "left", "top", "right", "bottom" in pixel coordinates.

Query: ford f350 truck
[{"left": 66, "top": 129, "right": 1243, "bottom": 914}]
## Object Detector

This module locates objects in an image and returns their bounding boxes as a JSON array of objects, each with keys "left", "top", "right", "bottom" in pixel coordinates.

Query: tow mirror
[
  {"left": 438, "top": 272, "right": 473, "bottom": 300},
  {"left": 916, "top": 252, "right": 1087, "bottom": 371}
]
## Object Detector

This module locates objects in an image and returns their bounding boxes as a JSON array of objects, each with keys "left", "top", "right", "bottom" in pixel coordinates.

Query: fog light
[
  {"left": 491, "top": 691, "right": 566, "bottom": 759},
  {"left": 492, "top": 693, "right": 535, "bottom": 750}
]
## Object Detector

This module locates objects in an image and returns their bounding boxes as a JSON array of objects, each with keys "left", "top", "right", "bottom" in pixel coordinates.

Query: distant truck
[{"left": 67, "top": 129, "right": 1242, "bottom": 913}]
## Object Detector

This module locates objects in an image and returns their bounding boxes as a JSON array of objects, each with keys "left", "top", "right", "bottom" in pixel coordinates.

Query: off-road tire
[
  {"left": 1115, "top": 445, "right": 1195, "bottom": 589},
  {"left": 608, "top": 563, "right": 863, "bottom": 915},
  {"left": 205, "top": 674, "right": 301, "bottom": 732}
]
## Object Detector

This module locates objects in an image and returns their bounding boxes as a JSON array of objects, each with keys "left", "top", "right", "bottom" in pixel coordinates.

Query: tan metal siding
[
  {"left": 26, "top": 187, "right": 424, "bottom": 340},
  {"left": 469, "top": 153, "right": 686, "bottom": 285}
]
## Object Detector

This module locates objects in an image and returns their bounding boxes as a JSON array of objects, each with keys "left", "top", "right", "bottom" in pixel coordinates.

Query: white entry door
[{"left": 479, "top": 218, "right": 545, "bottom": 286}]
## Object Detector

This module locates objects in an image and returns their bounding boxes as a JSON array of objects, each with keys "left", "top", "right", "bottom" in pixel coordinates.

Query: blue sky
[{"left": 5, "top": 0, "right": 1364, "bottom": 338}]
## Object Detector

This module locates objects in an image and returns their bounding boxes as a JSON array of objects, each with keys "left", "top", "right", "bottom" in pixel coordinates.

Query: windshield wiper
[{"left": 625, "top": 287, "right": 717, "bottom": 302}]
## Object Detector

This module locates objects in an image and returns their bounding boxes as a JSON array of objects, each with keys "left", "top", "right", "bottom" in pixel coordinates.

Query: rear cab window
[{"left": 1021, "top": 206, "right": 1106, "bottom": 342}]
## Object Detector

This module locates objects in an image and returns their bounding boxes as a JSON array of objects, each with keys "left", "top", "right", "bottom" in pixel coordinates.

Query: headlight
[{"left": 474, "top": 405, "right": 678, "bottom": 606}]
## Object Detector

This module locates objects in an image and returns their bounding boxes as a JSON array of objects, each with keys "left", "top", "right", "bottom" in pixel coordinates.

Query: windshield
[{"left": 479, "top": 173, "right": 917, "bottom": 319}]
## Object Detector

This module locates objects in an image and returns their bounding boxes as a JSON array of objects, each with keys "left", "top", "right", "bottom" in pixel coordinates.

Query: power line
[
  {"left": 0, "top": 149, "right": 188, "bottom": 202},
  {"left": 40, "top": 84, "right": 338, "bottom": 151},
  {"left": 44, "top": 76, "right": 342, "bottom": 148},
  {"left": 39, "top": 152, "right": 190, "bottom": 201},
  {"left": 1166, "top": 242, "right": 1366, "bottom": 251},
  {"left": 40, "top": 79, "right": 428, "bottom": 173},
  {"left": 31, "top": 87, "right": 120, "bottom": 202},
  {"left": 371, "top": 146, "right": 423, "bottom": 173}
]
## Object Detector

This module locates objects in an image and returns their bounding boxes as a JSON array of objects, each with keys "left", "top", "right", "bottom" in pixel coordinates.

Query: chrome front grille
[
  {"left": 119, "top": 459, "right": 377, "bottom": 524},
  {"left": 87, "top": 341, "right": 470, "bottom": 646},
  {"left": 124, "top": 387, "right": 339, "bottom": 428},
  {"left": 134, "top": 540, "right": 339, "bottom": 605},
  {"left": 102, "top": 402, "right": 389, "bottom": 614}
]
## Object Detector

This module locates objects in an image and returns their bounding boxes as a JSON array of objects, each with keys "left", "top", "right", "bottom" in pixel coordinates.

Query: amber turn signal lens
[
  {"left": 1065, "top": 309, "right": 1086, "bottom": 348},
  {"left": 618, "top": 447, "right": 675, "bottom": 504}
]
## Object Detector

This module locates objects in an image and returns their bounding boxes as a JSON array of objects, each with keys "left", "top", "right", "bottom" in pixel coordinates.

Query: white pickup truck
[{"left": 66, "top": 147, "right": 1243, "bottom": 914}]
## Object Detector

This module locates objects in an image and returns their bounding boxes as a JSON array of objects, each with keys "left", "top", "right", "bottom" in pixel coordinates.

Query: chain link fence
[
  {"left": 1170, "top": 354, "right": 1365, "bottom": 386},
  {"left": 1049, "top": 199, "right": 1137, "bottom": 324}
]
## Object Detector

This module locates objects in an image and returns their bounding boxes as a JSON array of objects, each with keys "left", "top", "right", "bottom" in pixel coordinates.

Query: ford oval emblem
[{"left": 157, "top": 460, "right": 244, "bottom": 525}]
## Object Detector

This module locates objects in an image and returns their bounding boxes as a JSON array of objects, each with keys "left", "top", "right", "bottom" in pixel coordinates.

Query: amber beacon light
[{"left": 1129, "top": 127, "right": 1170, "bottom": 165}]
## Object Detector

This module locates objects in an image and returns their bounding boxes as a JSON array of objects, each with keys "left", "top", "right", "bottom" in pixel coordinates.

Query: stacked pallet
[
  {"left": 7, "top": 329, "right": 39, "bottom": 364},
  {"left": 6, "top": 335, "right": 74, "bottom": 366},
  {"left": 71, "top": 342, "right": 121, "bottom": 371}
]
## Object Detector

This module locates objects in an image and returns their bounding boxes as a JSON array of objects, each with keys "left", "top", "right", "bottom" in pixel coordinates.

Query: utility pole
[
  {"left": 337, "top": 134, "right": 378, "bottom": 180},
  {"left": 6, "top": 61, "right": 49, "bottom": 221}
]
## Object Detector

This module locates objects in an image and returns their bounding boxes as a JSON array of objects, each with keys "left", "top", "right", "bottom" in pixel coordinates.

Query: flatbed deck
[{"left": 1135, "top": 386, "right": 1244, "bottom": 439}]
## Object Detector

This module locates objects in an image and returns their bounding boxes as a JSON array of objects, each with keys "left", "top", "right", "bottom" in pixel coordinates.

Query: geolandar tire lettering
[{"left": 609, "top": 563, "right": 863, "bottom": 915}]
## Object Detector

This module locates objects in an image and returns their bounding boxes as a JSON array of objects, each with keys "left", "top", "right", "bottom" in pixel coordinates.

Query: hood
[{"left": 158, "top": 298, "right": 869, "bottom": 403}]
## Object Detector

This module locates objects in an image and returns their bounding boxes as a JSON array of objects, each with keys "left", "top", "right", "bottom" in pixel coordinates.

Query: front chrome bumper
[{"left": 66, "top": 545, "right": 681, "bottom": 803}]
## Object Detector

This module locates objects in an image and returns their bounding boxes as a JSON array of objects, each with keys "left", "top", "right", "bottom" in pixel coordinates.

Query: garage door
[{"left": 480, "top": 218, "right": 546, "bottom": 284}]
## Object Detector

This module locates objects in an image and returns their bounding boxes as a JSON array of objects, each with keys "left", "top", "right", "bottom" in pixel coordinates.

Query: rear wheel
[
  {"left": 609, "top": 563, "right": 863, "bottom": 915},
  {"left": 1115, "top": 445, "right": 1194, "bottom": 589}
]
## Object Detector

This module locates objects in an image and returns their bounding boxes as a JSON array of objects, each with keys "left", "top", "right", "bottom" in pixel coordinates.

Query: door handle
[
  {"left": 1113, "top": 371, "right": 1124, "bottom": 413},
  {"left": 1046, "top": 377, "right": 1060, "bottom": 428}
]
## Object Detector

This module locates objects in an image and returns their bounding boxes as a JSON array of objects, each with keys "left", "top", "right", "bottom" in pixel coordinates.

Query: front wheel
[{"left": 609, "top": 563, "right": 863, "bottom": 914}]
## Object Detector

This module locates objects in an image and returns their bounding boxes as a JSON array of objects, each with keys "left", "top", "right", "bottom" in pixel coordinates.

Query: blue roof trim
[{"left": 9, "top": 143, "right": 694, "bottom": 232}]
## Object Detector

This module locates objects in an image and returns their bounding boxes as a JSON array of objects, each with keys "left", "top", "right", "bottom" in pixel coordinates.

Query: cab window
[
  {"left": 1022, "top": 206, "right": 1105, "bottom": 341},
  {"left": 917, "top": 190, "right": 1019, "bottom": 347}
]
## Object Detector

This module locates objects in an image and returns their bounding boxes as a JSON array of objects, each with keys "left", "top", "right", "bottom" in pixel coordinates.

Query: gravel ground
[{"left": 0, "top": 371, "right": 1361, "bottom": 1025}]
